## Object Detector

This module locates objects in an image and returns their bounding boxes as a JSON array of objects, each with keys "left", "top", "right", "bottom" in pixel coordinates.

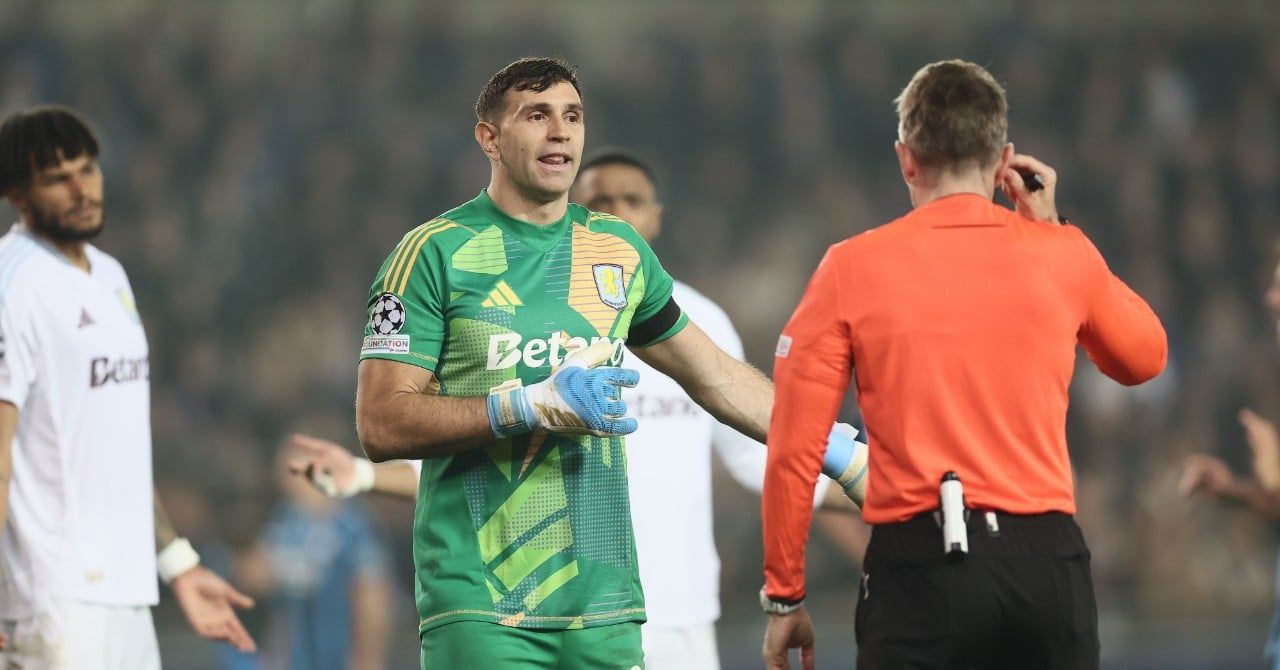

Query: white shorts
[
  {"left": 0, "top": 601, "right": 159, "bottom": 670},
  {"left": 642, "top": 623, "right": 719, "bottom": 670}
]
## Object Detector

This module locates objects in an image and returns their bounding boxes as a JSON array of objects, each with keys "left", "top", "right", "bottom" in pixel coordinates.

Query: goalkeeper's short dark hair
[
  {"left": 0, "top": 106, "right": 100, "bottom": 196},
  {"left": 476, "top": 57, "right": 582, "bottom": 123},
  {"left": 579, "top": 149, "right": 659, "bottom": 193}
]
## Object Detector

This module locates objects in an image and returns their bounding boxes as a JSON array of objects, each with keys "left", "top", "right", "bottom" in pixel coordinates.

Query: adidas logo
[
  {"left": 481, "top": 281, "right": 524, "bottom": 309},
  {"left": 77, "top": 308, "right": 95, "bottom": 329}
]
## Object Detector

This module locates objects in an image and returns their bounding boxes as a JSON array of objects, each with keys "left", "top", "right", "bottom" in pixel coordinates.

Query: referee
[{"left": 759, "top": 60, "right": 1167, "bottom": 670}]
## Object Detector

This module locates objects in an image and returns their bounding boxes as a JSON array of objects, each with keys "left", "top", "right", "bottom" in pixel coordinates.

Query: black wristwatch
[{"left": 759, "top": 587, "right": 804, "bottom": 615}]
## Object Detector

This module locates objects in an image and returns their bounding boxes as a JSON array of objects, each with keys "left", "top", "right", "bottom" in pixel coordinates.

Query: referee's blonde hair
[{"left": 895, "top": 60, "right": 1008, "bottom": 170}]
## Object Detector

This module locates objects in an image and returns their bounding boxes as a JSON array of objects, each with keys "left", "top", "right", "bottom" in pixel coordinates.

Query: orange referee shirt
[{"left": 762, "top": 194, "right": 1166, "bottom": 600}]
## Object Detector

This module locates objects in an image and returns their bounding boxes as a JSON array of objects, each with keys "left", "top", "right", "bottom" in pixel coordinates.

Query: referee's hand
[
  {"left": 763, "top": 607, "right": 815, "bottom": 670},
  {"left": 1000, "top": 153, "right": 1060, "bottom": 224}
]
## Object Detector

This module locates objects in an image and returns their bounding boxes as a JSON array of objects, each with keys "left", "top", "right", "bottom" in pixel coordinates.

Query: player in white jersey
[
  {"left": 0, "top": 106, "right": 255, "bottom": 668},
  {"left": 287, "top": 150, "right": 868, "bottom": 669}
]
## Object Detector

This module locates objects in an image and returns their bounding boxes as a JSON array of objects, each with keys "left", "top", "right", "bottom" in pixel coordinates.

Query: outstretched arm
[
  {"left": 631, "top": 320, "right": 773, "bottom": 442},
  {"left": 1180, "top": 454, "right": 1280, "bottom": 519},
  {"left": 153, "top": 490, "right": 257, "bottom": 652},
  {"left": 288, "top": 433, "right": 419, "bottom": 499}
]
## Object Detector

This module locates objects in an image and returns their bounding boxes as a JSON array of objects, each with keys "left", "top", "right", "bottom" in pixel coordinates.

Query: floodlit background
[{"left": 3, "top": 0, "right": 1280, "bottom": 667}]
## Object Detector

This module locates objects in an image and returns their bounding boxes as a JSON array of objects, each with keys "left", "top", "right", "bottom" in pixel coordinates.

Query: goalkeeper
[{"left": 352, "top": 57, "right": 865, "bottom": 669}]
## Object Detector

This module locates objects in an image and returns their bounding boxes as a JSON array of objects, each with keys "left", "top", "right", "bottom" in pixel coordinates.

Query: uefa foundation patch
[{"left": 362, "top": 335, "right": 410, "bottom": 354}]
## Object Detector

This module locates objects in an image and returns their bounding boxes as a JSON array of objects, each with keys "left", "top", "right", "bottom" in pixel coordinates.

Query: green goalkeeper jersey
[{"left": 360, "top": 190, "right": 687, "bottom": 633}]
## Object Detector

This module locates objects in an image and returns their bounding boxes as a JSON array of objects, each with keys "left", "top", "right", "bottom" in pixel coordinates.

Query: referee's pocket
[{"left": 1067, "top": 556, "right": 1099, "bottom": 634}]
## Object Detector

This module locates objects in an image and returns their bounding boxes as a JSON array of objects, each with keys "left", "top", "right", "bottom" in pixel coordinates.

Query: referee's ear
[{"left": 894, "top": 141, "right": 920, "bottom": 187}]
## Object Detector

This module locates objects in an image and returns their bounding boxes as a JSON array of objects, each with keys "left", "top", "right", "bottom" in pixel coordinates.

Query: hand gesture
[
  {"left": 1178, "top": 454, "right": 1234, "bottom": 499},
  {"left": 762, "top": 608, "right": 816, "bottom": 670},
  {"left": 1000, "top": 153, "right": 1060, "bottom": 224},
  {"left": 171, "top": 566, "right": 257, "bottom": 653},
  {"left": 287, "top": 433, "right": 359, "bottom": 497}
]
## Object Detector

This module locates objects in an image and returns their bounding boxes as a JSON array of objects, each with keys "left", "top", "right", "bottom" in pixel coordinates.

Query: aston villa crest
[{"left": 592, "top": 263, "right": 627, "bottom": 310}]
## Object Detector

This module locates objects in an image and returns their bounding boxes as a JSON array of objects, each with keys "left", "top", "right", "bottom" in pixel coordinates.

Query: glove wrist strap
[{"left": 487, "top": 379, "right": 537, "bottom": 438}]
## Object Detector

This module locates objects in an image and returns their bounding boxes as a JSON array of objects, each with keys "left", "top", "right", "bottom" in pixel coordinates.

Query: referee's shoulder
[
  {"left": 827, "top": 216, "right": 903, "bottom": 258},
  {"left": 1003, "top": 209, "right": 1100, "bottom": 258}
]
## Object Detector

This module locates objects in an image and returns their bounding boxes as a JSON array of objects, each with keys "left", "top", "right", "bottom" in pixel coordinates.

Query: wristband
[
  {"left": 312, "top": 457, "right": 377, "bottom": 498},
  {"left": 157, "top": 537, "right": 201, "bottom": 584},
  {"left": 350, "top": 457, "right": 376, "bottom": 495},
  {"left": 759, "top": 586, "right": 804, "bottom": 615}
]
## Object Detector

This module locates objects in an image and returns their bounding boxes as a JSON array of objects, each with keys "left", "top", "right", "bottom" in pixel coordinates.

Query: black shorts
[{"left": 856, "top": 511, "right": 1099, "bottom": 670}]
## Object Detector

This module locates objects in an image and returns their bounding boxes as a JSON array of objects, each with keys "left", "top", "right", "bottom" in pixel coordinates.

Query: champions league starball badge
[{"left": 370, "top": 293, "right": 406, "bottom": 335}]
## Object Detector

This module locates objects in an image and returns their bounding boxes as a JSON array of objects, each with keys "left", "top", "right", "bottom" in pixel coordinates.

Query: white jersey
[
  {"left": 0, "top": 224, "right": 157, "bottom": 621},
  {"left": 625, "top": 280, "right": 828, "bottom": 629}
]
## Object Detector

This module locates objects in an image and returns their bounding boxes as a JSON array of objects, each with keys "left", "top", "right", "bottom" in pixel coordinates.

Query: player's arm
[
  {"left": 288, "top": 433, "right": 419, "bottom": 499},
  {"left": 0, "top": 402, "right": 16, "bottom": 533},
  {"left": 358, "top": 339, "right": 634, "bottom": 461},
  {"left": 1240, "top": 408, "right": 1280, "bottom": 492},
  {"left": 154, "top": 489, "right": 257, "bottom": 652},
  {"left": 631, "top": 320, "right": 773, "bottom": 442},
  {"left": 1179, "top": 453, "right": 1280, "bottom": 519},
  {"left": 355, "top": 361, "right": 492, "bottom": 461}
]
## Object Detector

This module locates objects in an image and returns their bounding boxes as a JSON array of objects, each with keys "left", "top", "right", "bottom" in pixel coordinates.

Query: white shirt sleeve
[
  {"left": 0, "top": 292, "right": 38, "bottom": 410},
  {"left": 688, "top": 284, "right": 834, "bottom": 507}
]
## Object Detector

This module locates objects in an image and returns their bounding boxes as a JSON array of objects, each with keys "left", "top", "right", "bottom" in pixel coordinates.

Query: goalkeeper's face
[{"left": 492, "top": 82, "right": 585, "bottom": 201}]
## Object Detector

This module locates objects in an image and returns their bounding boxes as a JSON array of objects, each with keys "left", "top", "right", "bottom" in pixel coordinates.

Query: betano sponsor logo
[
  {"left": 90, "top": 356, "right": 149, "bottom": 388},
  {"left": 486, "top": 333, "right": 625, "bottom": 370}
]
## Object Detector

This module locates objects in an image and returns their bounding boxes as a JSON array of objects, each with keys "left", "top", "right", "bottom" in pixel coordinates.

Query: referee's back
[
  {"left": 761, "top": 59, "right": 1168, "bottom": 670},
  {"left": 836, "top": 193, "right": 1166, "bottom": 524}
]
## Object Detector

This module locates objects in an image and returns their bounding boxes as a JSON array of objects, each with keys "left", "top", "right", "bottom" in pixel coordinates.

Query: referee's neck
[{"left": 909, "top": 171, "right": 996, "bottom": 209}]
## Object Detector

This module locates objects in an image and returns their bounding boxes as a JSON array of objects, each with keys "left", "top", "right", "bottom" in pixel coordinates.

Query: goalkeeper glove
[
  {"left": 487, "top": 340, "right": 640, "bottom": 438},
  {"left": 822, "top": 423, "right": 868, "bottom": 507}
]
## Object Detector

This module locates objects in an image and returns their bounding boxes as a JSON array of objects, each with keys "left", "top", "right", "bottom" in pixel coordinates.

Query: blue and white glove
[
  {"left": 822, "top": 423, "right": 869, "bottom": 508},
  {"left": 487, "top": 340, "right": 640, "bottom": 438}
]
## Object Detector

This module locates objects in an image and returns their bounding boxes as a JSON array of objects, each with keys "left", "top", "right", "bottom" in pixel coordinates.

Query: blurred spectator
[{"left": 236, "top": 447, "right": 392, "bottom": 670}]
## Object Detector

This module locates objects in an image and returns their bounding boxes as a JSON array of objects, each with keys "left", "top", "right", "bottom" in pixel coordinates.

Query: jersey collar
[{"left": 474, "top": 189, "right": 575, "bottom": 252}]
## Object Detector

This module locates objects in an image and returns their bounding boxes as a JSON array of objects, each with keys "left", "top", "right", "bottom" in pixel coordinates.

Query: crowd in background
[{"left": 2, "top": 0, "right": 1278, "bottom": 666}]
